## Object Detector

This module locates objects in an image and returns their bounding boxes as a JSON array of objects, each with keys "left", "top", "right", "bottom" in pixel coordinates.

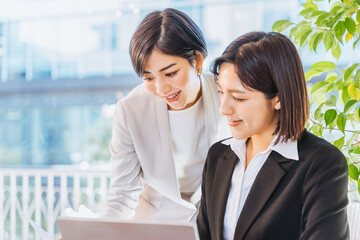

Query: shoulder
[
  {"left": 113, "top": 84, "right": 158, "bottom": 122},
  {"left": 201, "top": 73, "right": 217, "bottom": 91},
  {"left": 120, "top": 84, "right": 152, "bottom": 104},
  {"left": 206, "top": 138, "right": 232, "bottom": 163},
  {"left": 117, "top": 84, "right": 157, "bottom": 111},
  {"left": 298, "top": 131, "right": 347, "bottom": 168}
]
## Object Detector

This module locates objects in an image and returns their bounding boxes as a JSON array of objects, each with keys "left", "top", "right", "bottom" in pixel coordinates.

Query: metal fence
[{"left": 0, "top": 167, "right": 110, "bottom": 240}]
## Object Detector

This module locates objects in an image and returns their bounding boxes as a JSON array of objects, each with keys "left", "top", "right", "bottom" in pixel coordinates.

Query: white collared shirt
[{"left": 222, "top": 136, "right": 299, "bottom": 240}]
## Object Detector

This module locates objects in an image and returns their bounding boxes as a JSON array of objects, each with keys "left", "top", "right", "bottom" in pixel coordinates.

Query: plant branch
[{"left": 309, "top": 118, "right": 359, "bottom": 133}]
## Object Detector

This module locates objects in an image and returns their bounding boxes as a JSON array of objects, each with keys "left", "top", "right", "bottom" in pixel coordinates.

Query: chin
[
  {"left": 169, "top": 102, "right": 186, "bottom": 110},
  {"left": 231, "top": 131, "right": 249, "bottom": 141}
]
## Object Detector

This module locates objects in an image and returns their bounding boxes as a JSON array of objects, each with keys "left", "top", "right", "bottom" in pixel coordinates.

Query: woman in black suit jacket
[{"left": 197, "top": 32, "right": 349, "bottom": 240}]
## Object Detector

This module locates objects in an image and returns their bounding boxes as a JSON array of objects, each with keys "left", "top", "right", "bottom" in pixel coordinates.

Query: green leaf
[
  {"left": 314, "top": 103, "right": 325, "bottom": 120},
  {"left": 324, "top": 109, "right": 337, "bottom": 125},
  {"left": 354, "top": 37, "right": 360, "bottom": 49},
  {"left": 325, "top": 95, "right": 337, "bottom": 106},
  {"left": 310, "top": 61, "right": 337, "bottom": 72},
  {"left": 344, "top": 100, "right": 357, "bottom": 113},
  {"left": 347, "top": 131, "right": 359, "bottom": 146},
  {"left": 357, "top": 108, "right": 360, "bottom": 122},
  {"left": 329, "top": 11, "right": 346, "bottom": 29},
  {"left": 350, "top": 146, "right": 360, "bottom": 154},
  {"left": 300, "top": 8, "right": 316, "bottom": 19},
  {"left": 357, "top": 10, "right": 360, "bottom": 23},
  {"left": 345, "top": 17, "right": 356, "bottom": 36},
  {"left": 343, "top": 0, "right": 351, "bottom": 6},
  {"left": 305, "top": 70, "right": 323, "bottom": 81},
  {"left": 313, "top": 32, "right": 323, "bottom": 52},
  {"left": 348, "top": 82, "right": 360, "bottom": 100},
  {"left": 303, "top": 2, "right": 318, "bottom": 9},
  {"left": 315, "top": 13, "right": 330, "bottom": 26},
  {"left": 294, "top": 26, "right": 313, "bottom": 45},
  {"left": 336, "top": 112, "right": 346, "bottom": 133},
  {"left": 323, "top": 31, "right": 335, "bottom": 51},
  {"left": 354, "top": 69, "right": 360, "bottom": 89},
  {"left": 326, "top": 73, "right": 338, "bottom": 83},
  {"left": 349, "top": 164, "right": 359, "bottom": 180},
  {"left": 342, "top": 86, "right": 351, "bottom": 103},
  {"left": 336, "top": 80, "right": 345, "bottom": 90},
  {"left": 300, "top": 29, "right": 313, "bottom": 47},
  {"left": 311, "top": 124, "right": 322, "bottom": 136},
  {"left": 272, "top": 20, "right": 294, "bottom": 32},
  {"left": 331, "top": 5, "right": 342, "bottom": 14},
  {"left": 334, "top": 136, "right": 345, "bottom": 149},
  {"left": 344, "top": 64, "right": 360, "bottom": 81},
  {"left": 325, "top": 83, "right": 336, "bottom": 92},
  {"left": 311, "top": 81, "right": 328, "bottom": 94},
  {"left": 309, "top": 32, "right": 318, "bottom": 51},
  {"left": 331, "top": 42, "right": 341, "bottom": 60},
  {"left": 334, "top": 21, "right": 346, "bottom": 43}
]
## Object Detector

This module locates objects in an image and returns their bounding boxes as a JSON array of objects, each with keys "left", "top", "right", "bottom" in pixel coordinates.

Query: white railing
[{"left": 0, "top": 166, "right": 111, "bottom": 240}]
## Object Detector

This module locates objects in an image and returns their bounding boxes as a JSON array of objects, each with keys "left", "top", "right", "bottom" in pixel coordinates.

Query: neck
[{"left": 245, "top": 129, "right": 277, "bottom": 170}]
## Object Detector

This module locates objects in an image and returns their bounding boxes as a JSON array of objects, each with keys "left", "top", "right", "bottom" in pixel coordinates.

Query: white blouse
[
  {"left": 222, "top": 136, "right": 299, "bottom": 240},
  {"left": 168, "top": 96, "right": 207, "bottom": 198}
]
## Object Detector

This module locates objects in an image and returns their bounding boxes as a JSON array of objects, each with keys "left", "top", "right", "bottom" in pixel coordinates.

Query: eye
[
  {"left": 165, "top": 71, "right": 178, "bottom": 77},
  {"left": 217, "top": 90, "right": 224, "bottom": 95},
  {"left": 233, "top": 97, "right": 245, "bottom": 102},
  {"left": 143, "top": 76, "right": 154, "bottom": 81}
]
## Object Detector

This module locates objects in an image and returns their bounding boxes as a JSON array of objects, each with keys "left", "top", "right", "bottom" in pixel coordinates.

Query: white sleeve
[{"left": 99, "top": 100, "right": 142, "bottom": 219}]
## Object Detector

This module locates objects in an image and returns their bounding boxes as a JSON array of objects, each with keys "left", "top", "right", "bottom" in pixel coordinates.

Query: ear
[
  {"left": 273, "top": 94, "right": 281, "bottom": 110},
  {"left": 194, "top": 50, "right": 204, "bottom": 71}
]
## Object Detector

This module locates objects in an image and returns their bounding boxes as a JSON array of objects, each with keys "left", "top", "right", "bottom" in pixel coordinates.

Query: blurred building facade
[{"left": 0, "top": 0, "right": 358, "bottom": 167}]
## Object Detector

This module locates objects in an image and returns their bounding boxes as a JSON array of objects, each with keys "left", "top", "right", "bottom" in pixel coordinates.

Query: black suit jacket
[{"left": 197, "top": 130, "right": 349, "bottom": 240}]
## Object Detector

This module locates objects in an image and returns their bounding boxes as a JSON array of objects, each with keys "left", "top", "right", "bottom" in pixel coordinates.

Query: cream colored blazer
[{"left": 100, "top": 74, "right": 230, "bottom": 221}]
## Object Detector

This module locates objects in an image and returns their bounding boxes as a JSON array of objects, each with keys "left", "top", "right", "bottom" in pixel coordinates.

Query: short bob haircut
[
  {"left": 211, "top": 31, "right": 309, "bottom": 143},
  {"left": 130, "top": 8, "right": 207, "bottom": 77}
]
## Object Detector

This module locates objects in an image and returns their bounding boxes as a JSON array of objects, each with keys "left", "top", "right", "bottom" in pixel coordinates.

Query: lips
[
  {"left": 164, "top": 91, "right": 181, "bottom": 102},
  {"left": 228, "top": 119, "right": 243, "bottom": 127}
]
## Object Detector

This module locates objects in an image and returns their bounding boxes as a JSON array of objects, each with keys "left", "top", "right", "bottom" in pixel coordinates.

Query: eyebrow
[
  {"left": 217, "top": 83, "right": 246, "bottom": 94},
  {"left": 143, "top": 63, "right": 177, "bottom": 74}
]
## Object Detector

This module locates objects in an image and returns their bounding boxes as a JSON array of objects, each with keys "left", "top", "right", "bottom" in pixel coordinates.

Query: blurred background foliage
[{"left": 273, "top": 0, "right": 360, "bottom": 199}]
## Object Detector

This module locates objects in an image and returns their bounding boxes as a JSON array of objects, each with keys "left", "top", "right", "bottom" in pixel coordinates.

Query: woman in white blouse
[{"left": 99, "top": 8, "right": 229, "bottom": 221}]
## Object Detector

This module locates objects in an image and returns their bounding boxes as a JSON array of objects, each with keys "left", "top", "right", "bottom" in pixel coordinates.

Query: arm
[
  {"left": 99, "top": 101, "right": 142, "bottom": 219},
  {"left": 300, "top": 145, "right": 349, "bottom": 240}
]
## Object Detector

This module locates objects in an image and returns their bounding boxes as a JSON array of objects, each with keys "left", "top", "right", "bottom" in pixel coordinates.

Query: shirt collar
[{"left": 221, "top": 135, "right": 299, "bottom": 161}]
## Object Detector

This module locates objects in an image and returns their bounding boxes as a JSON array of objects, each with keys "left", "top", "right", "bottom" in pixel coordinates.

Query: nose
[
  {"left": 219, "top": 96, "right": 233, "bottom": 116},
  {"left": 155, "top": 77, "right": 171, "bottom": 95}
]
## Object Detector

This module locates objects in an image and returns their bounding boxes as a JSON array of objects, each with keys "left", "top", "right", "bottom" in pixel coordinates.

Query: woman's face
[
  {"left": 217, "top": 62, "right": 280, "bottom": 141},
  {"left": 143, "top": 49, "right": 203, "bottom": 110}
]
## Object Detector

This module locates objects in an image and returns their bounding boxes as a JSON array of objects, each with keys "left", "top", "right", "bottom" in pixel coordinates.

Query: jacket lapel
[
  {"left": 201, "top": 75, "right": 218, "bottom": 149},
  {"left": 233, "top": 151, "right": 287, "bottom": 239},
  {"left": 212, "top": 147, "right": 239, "bottom": 240}
]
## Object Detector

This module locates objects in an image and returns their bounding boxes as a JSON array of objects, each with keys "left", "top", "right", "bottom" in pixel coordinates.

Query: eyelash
[
  {"left": 143, "top": 77, "right": 153, "bottom": 81},
  {"left": 217, "top": 91, "right": 244, "bottom": 102},
  {"left": 165, "top": 71, "right": 177, "bottom": 77},
  {"left": 233, "top": 97, "right": 245, "bottom": 102}
]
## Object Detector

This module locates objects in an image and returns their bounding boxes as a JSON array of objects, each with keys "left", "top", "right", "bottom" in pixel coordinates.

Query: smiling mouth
[
  {"left": 165, "top": 91, "right": 181, "bottom": 101},
  {"left": 228, "top": 120, "right": 243, "bottom": 127}
]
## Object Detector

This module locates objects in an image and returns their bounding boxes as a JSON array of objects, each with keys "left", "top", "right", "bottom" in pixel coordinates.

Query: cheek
[{"left": 144, "top": 81, "right": 155, "bottom": 94}]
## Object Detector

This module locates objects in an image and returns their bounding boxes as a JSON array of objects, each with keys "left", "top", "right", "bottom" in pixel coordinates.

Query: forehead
[
  {"left": 144, "top": 49, "right": 187, "bottom": 72},
  {"left": 217, "top": 63, "right": 247, "bottom": 91}
]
